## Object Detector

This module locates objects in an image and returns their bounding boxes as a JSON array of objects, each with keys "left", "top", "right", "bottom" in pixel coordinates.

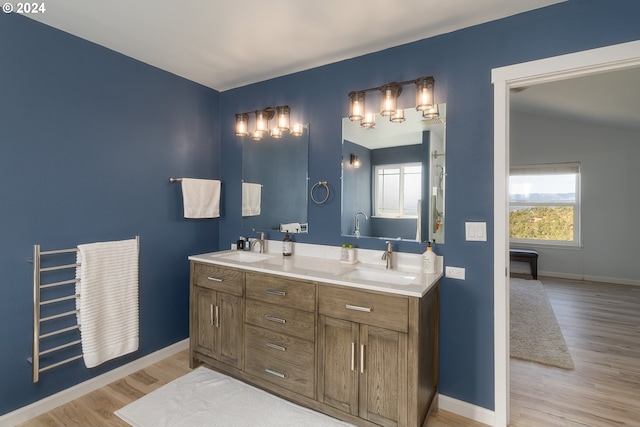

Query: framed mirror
[
  {"left": 242, "top": 126, "right": 309, "bottom": 233},
  {"left": 341, "top": 105, "right": 446, "bottom": 243}
]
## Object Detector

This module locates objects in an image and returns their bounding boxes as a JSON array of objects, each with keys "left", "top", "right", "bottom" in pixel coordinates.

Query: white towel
[
  {"left": 242, "top": 182, "right": 262, "bottom": 216},
  {"left": 181, "top": 178, "right": 221, "bottom": 218},
  {"left": 76, "top": 238, "right": 139, "bottom": 368},
  {"left": 280, "top": 222, "right": 301, "bottom": 233}
]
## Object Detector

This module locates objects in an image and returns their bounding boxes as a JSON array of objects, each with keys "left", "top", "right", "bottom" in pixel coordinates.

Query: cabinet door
[
  {"left": 193, "top": 285, "right": 216, "bottom": 357},
  {"left": 218, "top": 291, "right": 244, "bottom": 369},
  {"left": 317, "top": 315, "right": 359, "bottom": 416},
  {"left": 359, "top": 325, "right": 408, "bottom": 427}
]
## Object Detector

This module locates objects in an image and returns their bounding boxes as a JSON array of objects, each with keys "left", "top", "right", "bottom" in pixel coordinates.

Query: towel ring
[{"left": 310, "top": 181, "right": 330, "bottom": 204}]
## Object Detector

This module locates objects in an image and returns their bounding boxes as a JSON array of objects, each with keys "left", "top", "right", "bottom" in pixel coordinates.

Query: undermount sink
[
  {"left": 215, "top": 252, "right": 273, "bottom": 263},
  {"left": 342, "top": 267, "right": 417, "bottom": 286}
]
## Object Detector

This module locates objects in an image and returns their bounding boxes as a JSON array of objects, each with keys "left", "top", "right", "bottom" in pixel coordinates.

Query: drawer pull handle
[
  {"left": 346, "top": 304, "right": 372, "bottom": 313},
  {"left": 266, "top": 289, "right": 286, "bottom": 296},
  {"left": 265, "top": 368, "right": 286, "bottom": 379},
  {"left": 360, "top": 344, "right": 366, "bottom": 374},
  {"left": 266, "top": 342, "right": 286, "bottom": 352},
  {"left": 207, "top": 276, "right": 223, "bottom": 282},
  {"left": 265, "top": 315, "right": 286, "bottom": 324},
  {"left": 351, "top": 342, "right": 355, "bottom": 372}
]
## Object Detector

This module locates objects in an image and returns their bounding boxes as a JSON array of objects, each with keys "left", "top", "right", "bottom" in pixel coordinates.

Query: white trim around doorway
[{"left": 492, "top": 39, "right": 640, "bottom": 427}]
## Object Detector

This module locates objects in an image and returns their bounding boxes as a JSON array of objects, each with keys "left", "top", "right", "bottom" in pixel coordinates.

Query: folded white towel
[
  {"left": 242, "top": 182, "right": 262, "bottom": 217},
  {"left": 76, "top": 238, "right": 139, "bottom": 368},
  {"left": 181, "top": 178, "right": 221, "bottom": 219},
  {"left": 280, "top": 222, "right": 301, "bottom": 233}
]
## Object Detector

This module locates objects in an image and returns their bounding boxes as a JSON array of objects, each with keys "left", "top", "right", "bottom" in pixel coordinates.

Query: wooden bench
[{"left": 509, "top": 249, "right": 538, "bottom": 280}]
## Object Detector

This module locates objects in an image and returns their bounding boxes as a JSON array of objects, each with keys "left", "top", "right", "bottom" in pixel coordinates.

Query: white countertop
[{"left": 189, "top": 242, "right": 441, "bottom": 297}]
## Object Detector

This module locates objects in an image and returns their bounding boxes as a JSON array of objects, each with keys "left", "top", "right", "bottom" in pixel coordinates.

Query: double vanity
[{"left": 189, "top": 243, "right": 441, "bottom": 427}]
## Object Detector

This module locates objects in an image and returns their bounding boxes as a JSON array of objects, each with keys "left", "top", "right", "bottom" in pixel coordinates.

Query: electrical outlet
[{"left": 445, "top": 266, "right": 466, "bottom": 280}]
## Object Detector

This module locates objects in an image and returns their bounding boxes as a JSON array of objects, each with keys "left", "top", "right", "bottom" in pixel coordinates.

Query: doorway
[{"left": 492, "top": 40, "right": 640, "bottom": 427}]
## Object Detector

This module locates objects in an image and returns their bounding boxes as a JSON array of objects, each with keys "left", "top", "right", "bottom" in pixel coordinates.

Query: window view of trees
[
  {"left": 510, "top": 206, "right": 574, "bottom": 241},
  {"left": 509, "top": 163, "right": 580, "bottom": 245}
]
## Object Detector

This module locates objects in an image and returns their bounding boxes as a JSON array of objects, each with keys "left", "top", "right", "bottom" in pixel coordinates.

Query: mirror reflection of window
[
  {"left": 341, "top": 104, "right": 446, "bottom": 243},
  {"left": 374, "top": 163, "right": 421, "bottom": 217}
]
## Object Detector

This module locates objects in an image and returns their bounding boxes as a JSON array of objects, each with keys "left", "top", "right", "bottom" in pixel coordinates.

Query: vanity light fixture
[
  {"left": 235, "top": 113, "right": 249, "bottom": 136},
  {"left": 270, "top": 127, "right": 283, "bottom": 138},
  {"left": 348, "top": 91, "right": 365, "bottom": 121},
  {"left": 415, "top": 77, "right": 435, "bottom": 111},
  {"left": 361, "top": 113, "right": 375, "bottom": 128},
  {"left": 422, "top": 103, "right": 439, "bottom": 119},
  {"left": 348, "top": 76, "right": 437, "bottom": 127},
  {"left": 290, "top": 123, "right": 304, "bottom": 137},
  {"left": 350, "top": 154, "right": 361, "bottom": 168},
  {"left": 380, "top": 84, "right": 401, "bottom": 116},
  {"left": 235, "top": 105, "right": 302, "bottom": 141},
  {"left": 390, "top": 108, "right": 405, "bottom": 123}
]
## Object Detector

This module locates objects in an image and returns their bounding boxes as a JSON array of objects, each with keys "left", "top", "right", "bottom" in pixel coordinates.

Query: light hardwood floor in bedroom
[{"left": 510, "top": 276, "right": 640, "bottom": 427}]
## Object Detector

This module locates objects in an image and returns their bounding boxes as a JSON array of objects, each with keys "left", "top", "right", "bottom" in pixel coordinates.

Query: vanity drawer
[
  {"left": 245, "top": 349, "right": 314, "bottom": 399},
  {"left": 246, "top": 273, "right": 316, "bottom": 311},
  {"left": 192, "top": 262, "right": 244, "bottom": 296},
  {"left": 245, "top": 299, "right": 315, "bottom": 341},
  {"left": 318, "top": 285, "right": 409, "bottom": 333},
  {"left": 245, "top": 324, "right": 314, "bottom": 368}
]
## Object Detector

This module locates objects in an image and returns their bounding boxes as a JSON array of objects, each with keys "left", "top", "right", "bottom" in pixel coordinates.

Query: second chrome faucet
[{"left": 381, "top": 241, "right": 393, "bottom": 269}]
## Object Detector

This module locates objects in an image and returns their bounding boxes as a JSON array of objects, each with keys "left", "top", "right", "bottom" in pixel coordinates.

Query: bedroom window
[
  {"left": 509, "top": 163, "right": 581, "bottom": 246},
  {"left": 374, "top": 163, "right": 421, "bottom": 217}
]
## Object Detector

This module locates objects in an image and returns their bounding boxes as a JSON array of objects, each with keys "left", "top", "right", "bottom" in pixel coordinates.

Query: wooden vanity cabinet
[
  {"left": 244, "top": 272, "right": 317, "bottom": 399},
  {"left": 317, "top": 283, "right": 439, "bottom": 427},
  {"left": 190, "top": 262, "right": 245, "bottom": 370},
  {"left": 189, "top": 260, "right": 439, "bottom": 427}
]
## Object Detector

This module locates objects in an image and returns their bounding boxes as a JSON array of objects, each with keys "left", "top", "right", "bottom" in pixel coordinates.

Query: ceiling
[
  {"left": 510, "top": 66, "right": 640, "bottom": 131},
  {"left": 26, "top": 0, "right": 565, "bottom": 91}
]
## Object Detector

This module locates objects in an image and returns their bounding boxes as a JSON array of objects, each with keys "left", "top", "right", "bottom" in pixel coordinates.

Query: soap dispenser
[
  {"left": 283, "top": 232, "right": 292, "bottom": 257},
  {"left": 422, "top": 241, "right": 436, "bottom": 274}
]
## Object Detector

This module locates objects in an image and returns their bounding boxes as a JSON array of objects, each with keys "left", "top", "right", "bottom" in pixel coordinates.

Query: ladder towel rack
[{"left": 30, "top": 236, "right": 139, "bottom": 383}]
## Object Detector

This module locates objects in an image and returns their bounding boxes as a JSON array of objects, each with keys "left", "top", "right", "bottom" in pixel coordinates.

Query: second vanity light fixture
[
  {"left": 235, "top": 105, "right": 304, "bottom": 141},
  {"left": 348, "top": 76, "right": 438, "bottom": 128}
]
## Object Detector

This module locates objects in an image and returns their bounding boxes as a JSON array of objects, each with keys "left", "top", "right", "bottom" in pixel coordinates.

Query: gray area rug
[{"left": 510, "top": 278, "right": 574, "bottom": 370}]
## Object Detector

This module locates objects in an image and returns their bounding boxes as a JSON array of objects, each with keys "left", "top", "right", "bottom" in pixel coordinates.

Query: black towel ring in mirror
[{"left": 310, "top": 180, "right": 330, "bottom": 204}]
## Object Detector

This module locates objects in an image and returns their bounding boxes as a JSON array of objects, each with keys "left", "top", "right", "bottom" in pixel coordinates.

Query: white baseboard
[
  {"left": 537, "top": 270, "right": 640, "bottom": 287},
  {"left": 438, "top": 393, "right": 496, "bottom": 427},
  {"left": 0, "top": 338, "right": 189, "bottom": 427}
]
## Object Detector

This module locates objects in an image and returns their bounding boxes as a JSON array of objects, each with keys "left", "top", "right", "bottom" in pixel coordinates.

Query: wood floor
[
  {"left": 18, "top": 349, "right": 486, "bottom": 427},
  {"left": 21, "top": 276, "right": 636, "bottom": 427},
  {"left": 510, "top": 276, "right": 640, "bottom": 427}
]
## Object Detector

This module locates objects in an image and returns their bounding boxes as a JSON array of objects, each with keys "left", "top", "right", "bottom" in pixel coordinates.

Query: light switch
[{"left": 465, "top": 222, "right": 487, "bottom": 241}]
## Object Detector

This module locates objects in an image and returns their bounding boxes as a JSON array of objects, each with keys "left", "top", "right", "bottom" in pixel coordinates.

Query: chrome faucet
[
  {"left": 381, "top": 241, "right": 393, "bottom": 270},
  {"left": 251, "top": 231, "right": 266, "bottom": 253},
  {"left": 354, "top": 212, "right": 368, "bottom": 239}
]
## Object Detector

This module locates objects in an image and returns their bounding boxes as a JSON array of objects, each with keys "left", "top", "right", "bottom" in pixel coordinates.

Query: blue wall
[
  {"left": 219, "top": 0, "right": 640, "bottom": 410},
  {"left": 0, "top": 14, "right": 220, "bottom": 414}
]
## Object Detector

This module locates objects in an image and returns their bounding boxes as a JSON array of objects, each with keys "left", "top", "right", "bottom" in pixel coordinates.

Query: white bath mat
[{"left": 115, "top": 367, "right": 355, "bottom": 427}]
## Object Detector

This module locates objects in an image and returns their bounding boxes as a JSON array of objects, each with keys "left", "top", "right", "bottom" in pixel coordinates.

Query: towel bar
[{"left": 30, "top": 236, "right": 140, "bottom": 383}]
